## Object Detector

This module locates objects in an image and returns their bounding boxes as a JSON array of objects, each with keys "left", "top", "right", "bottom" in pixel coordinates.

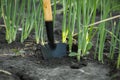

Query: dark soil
[
  {"left": 0, "top": 23, "right": 111, "bottom": 80},
  {"left": 0, "top": 21, "right": 118, "bottom": 80}
]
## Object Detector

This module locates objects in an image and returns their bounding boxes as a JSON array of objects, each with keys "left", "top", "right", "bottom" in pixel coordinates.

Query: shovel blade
[{"left": 41, "top": 43, "right": 67, "bottom": 59}]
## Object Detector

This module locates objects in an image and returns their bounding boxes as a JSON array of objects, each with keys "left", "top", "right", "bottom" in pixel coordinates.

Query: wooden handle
[{"left": 43, "top": 0, "right": 53, "bottom": 21}]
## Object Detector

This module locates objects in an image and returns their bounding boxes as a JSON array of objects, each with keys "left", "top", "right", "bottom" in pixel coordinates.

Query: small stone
[{"left": 70, "top": 62, "right": 80, "bottom": 69}]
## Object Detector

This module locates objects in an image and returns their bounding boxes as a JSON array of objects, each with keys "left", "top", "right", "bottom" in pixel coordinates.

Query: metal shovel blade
[{"left": 40, "top": 43, "right": 67, "bottom": 59}]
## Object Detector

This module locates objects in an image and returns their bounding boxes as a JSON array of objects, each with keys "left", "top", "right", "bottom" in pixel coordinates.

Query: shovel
[{"left": 41, "top": 0, "right": 67, "bottom": 59}]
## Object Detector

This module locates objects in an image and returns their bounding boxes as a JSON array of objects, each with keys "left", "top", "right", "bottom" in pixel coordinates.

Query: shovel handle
[
  {"left": 43, "top": 0, "right": 53, "bottom": 21},
  {"left": 43, "top": 0, "right": 55, "bottom": 49}
]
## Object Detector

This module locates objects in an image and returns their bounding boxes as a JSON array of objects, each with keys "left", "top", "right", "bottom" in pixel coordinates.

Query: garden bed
[
  {"left": 0, "top": 38, "right": 110, "bottom": 80},
  {"left": 0, "top": 1, "right": 120, "bottom": 80},
  {"left": 0, "top": 18, "right": 119, "bottom": 80}
]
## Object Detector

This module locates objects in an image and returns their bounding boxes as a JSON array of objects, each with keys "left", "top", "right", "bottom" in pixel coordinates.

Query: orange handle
[{"left": 43, "top": 0, "right": 53, "bottom": 21}]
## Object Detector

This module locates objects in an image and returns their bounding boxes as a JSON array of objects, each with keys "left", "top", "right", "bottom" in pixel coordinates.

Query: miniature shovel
[{"left": 41, "top": 0, "right": 67, "bottom": 59}]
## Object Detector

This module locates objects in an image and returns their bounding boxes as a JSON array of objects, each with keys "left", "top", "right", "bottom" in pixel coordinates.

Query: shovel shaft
[
  {"left": 45, "top": 21, "right": 56, "bottom": 49},
  {"left": 43, "top": 0, "right": 56, "bottom": 49}
]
